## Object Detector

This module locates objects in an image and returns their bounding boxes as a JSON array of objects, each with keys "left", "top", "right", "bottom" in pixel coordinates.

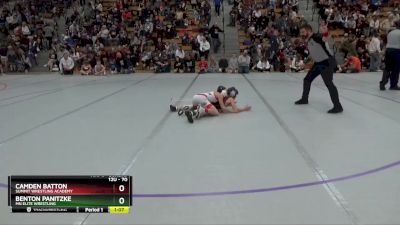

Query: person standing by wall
[
  {"left": 368, "top": 32, "right": 382, "bottom": 72},
  {"left": 209, "top": 23, "right": 223, "bottom": 53},
  {"left": 214, "top": 0, "right": 222, "bottom": 16}
]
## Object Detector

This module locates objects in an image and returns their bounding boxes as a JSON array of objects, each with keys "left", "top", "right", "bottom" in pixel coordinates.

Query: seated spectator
[
  {"left": 98, "top": 25, "right": 110, "bottom": 45},
  {"left": 174, "top": 57, "right": 185, "bottom": 73},
  {"left": 218, "top": 57, "right": 229, "bottom": 72},
  {"left": 255, "top": 57, "right": 272, "bottom": 72},
  {"left": 20, "top": 53, "right": 32, "bottom": 73},
  {"left": 115, "top": 51, "right": 126, "bottom": 73},
  {"left": 290, "top": 54, "right": 305, "bottom": 72},
  {"left": 184, "top": 54, "right": 196, "bottom": 73},
  {"left": 0, "top": 45, "right": 8, "bottom": 73},
  {"left": 208, "top": 56, "right": 219, "bottom": 73},
  {"left": 7, "top": 46, "right": 17, "bottom": 72},
  {"left": 199, "top": 57, "right": 208, "bottom": 73},
  {"left": 165, "top": 24, "right": 177, "bottom": 39},
  {"left": 175, "top": 47, "right": 185, "bottom": 60},
  {"left": 72, "top": 47, "right": 83, "bottom": 69},
  {"left": 46, "top": 50, "right": 59, "bottom": 72},
  {"left": 238, "top": 50, "right": 251, "bottom": 73},
  {"left": 154, "top": 56, "right": 171, "bottom": 73},
  {"left": 277, "top": 48, "right": 286, "bottom": 72},
  {"left": 21, "top": 22, "right": 31, "bottom": 36},
  {"left": 59, "top": 52, "right": 75, "bottom": 75},
  {"left": 94, "top": 60, "right": 106, "bottom": 76},
  {"left": 228, "top": 54, "right": 239, "bottom": 73},
  {"left": 182, "top": 33, "right": 191, "bottom": 45},
  {"left": 339, "top": 34, "right": 357, "bottom": 58},
  {"left": 199, "top": 37, "right": 210, "bottom": 59},
  {"left": 80, "top": 61, "right": 93, "bottom": 75},
  {"left": 338, "top": 55, "right": 362, "bottom": 73},
  {"left": 359, "top": 49, "right": 370, "bottom": 69},
  {"left": 369, "top": 15, "right": 380, "bottom": 34},
  {"left": 0, "top": 61, "right": 4, "bottom": 75}
]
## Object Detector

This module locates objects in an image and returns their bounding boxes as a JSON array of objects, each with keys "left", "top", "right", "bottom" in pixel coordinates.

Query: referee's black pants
[
  {"left": 301, "top": 59, "right": 342, "bottom": 107},
  {"left": 380, "top": 48, "right": 400, "bottom": 88}
]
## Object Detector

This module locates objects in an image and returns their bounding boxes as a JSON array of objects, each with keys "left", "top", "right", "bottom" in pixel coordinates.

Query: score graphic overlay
[{"left": 8, "top": 176, "right": 132, "bottom": 214}]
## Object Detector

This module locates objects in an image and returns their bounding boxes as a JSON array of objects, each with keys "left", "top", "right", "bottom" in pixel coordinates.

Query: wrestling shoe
[
  {"left": 178, "top": 105, "right": 194, "bottom": 116},
  {"left": 294, "top": 99, "right": 308, "bottom": 105},
  {"left": 185, "top": 110, "right": 194, "bottom": 123},
  {"left": 170, "top": 105, "right": 177, "bottom": 112}
]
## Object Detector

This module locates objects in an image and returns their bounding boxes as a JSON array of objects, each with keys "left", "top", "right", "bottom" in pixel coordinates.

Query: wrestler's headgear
[
  {"left": 217, "top": 85, "right": 226, "bottom": 93},
  {"left": 227, "top": 87, "right": 239, "bottom": 98}
]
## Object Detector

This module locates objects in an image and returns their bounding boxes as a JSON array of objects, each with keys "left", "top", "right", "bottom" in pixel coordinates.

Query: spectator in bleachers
[
  {"left": 59, "top": 52, "right": 75, "bottom": 75},
  {"left": 218, "top": 57, "right": 229, "bottom": 72},
  {"left": 46, "top": 50, "right": 59, "bottom": 72},
  {"left": 368, "top": 32, "right": 382, "bottom": 71},
  {"left": 238, "top": 50, "right": 251, "bottom": 73},
  {"left": 209, "top": 22, "right": 223, "bottom": 53},
  {"left": 80, "top": 60, "right": 92, "bottom": 75},
  {"left": 208, "top": 55, "right": 219, "bottom": 73},
  {"left": 94, "top": 60, "right": 106, "bottom": 75},
  {"left": 339, "top": 33, "right": 357, "bottom": 58},
  {"left": 228, "top": 53, "right": 239, "bottom": 73},
  {"left": 175, "top": 47, "right": 185, "bottom": 60},
  {"left": 199, "top": 36, "right": 210, "bottom": 59},
  {"left": 43, "top": 23, "right": 55, "bottom": 50},
  {"left": 184, "top": 54, "right": 196, "bottom": 73},
  {"left": 255, "top": 57, "right": 271, "bottom": 72},
  {"left": 21, "top": 22, "right": 31, "bottom": 36},
  {"left": 214, "top": 0, "right": 222, "bottom": 16},
  {"left": 7, "top": 46, "right": 17, "bottom": 72},
  {"left": 369, "top": 15, "right": 380, "bottom": 34},
  {"left": 174, "top": 57, "right": 185, "bottom": 73},
  {"left": 228, "top": 5, "right": 239, "bottom": 27},
  {"left": 154, "top": 56, "right": 171, "bottom": 73},
  {"left": 290, "top": 54, "right": 305, "bottom": 72},
  {"left": 338, "top": 54, "right": 362, "bottom": 73},
  {"left": 199, "top": 57, "right": 208, "bottom": 73}
]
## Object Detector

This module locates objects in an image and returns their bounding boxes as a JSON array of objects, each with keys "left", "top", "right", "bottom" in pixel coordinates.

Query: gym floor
[{"left": 0, "top": 72, "right": 399, "bottom": 225}]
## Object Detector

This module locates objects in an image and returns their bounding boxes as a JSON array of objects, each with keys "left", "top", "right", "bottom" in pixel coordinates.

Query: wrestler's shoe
[
  {"left": 178, "top": 105, "right": 198, "bottom": 116},
  {"left": 170, "top": 105, "right": 177, "bottom": 112},
  {"left": 185, "top": 107, "right": 200, "bottom": 123},
  {"left": 185, "top": 111, "right": 194, "bottom": 123}
]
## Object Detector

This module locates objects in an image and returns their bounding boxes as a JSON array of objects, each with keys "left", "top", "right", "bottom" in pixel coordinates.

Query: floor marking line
[
  {"left": 0, "top": 75, "right": 155, "bottom": 146},
  {"left": 0, "top": 79, "right": 101, "bottom": 108},
  {"left": 1, "top": 159, "right": 400, "bottom": 196},
  {"left": 120, "top": 74, "right": 200, "bottom": 175},
  {"left": 242, "top": 74, "right": 360, "bottom": 225},
  {"left": 79, "top": 74, "right": 200, "bottom": 225}
]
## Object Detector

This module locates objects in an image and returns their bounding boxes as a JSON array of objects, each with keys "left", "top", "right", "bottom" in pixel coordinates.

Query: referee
[
  {"left": 380, "top": 20, "right": 400, "bottom": 91},
  {"left": 295, "top": 24, "right": 343, "bottom": 114}
]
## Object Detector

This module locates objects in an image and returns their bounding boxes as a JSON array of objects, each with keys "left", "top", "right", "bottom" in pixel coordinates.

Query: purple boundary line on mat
[{"left": 1, "top": 160, "right": 399, "bottom": 198}]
